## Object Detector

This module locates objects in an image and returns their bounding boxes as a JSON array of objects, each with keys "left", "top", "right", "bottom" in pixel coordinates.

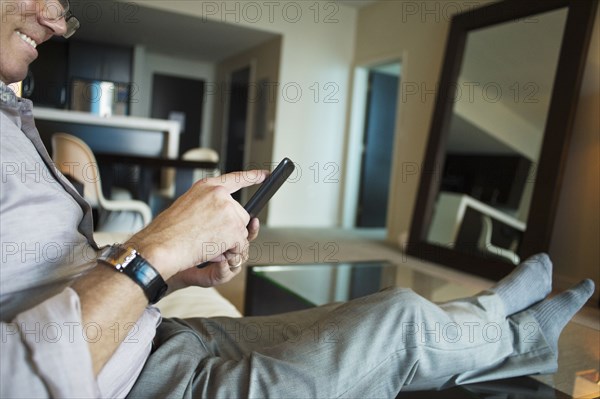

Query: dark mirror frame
[{"left": 407, "top": 0, "right": 598, "bottom": 280}]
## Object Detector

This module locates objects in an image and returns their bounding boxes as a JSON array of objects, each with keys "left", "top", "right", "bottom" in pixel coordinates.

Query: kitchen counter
[{"left": 33, "top": 108, "right": 181, "bottom": 158}]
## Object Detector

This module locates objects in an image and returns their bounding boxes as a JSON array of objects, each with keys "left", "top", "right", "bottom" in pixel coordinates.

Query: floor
[{"left": 215, "top": 227, "right": 600, "bottom": 398}]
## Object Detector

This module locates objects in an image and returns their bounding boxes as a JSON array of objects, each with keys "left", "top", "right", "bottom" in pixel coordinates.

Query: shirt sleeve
[
  {"left": 97, "top": 306, "right": 161, "bottom": 398},
  {"left": 1, "top": 287, "right": 100, "bottom": 398}
]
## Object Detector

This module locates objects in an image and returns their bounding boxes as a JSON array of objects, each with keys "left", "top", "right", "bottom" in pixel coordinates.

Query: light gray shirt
[{"left": 0, "top": 82, "right": 159, "bottom": 398}]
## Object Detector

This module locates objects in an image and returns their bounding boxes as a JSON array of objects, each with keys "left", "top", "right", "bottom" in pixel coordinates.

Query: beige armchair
[
  {"left": 51, "top": 132, "right": 152, "bottom": 232},
  {"left": 174, "top": 147, "right": 221, "bottom": 197}
]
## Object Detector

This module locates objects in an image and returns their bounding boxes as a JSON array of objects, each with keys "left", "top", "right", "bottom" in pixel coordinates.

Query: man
[{"left": 0, "top": 1, "right": 594, "bottom": 397}]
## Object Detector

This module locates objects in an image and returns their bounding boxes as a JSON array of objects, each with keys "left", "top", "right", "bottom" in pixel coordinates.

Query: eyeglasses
[{"left": 43, "top": 0, "right": 80, "bottom": 39}]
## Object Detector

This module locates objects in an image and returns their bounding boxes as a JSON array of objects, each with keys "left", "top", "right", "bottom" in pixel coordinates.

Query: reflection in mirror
[{"left": 425, "top": 8, "right": 568, "bottom": 264}]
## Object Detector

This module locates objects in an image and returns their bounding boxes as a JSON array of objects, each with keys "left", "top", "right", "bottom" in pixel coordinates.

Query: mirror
[
  {"left": 408, "top": 0, "right": 597, "bottom": 280},
  {"left": 426, "top": 9, "right": 568, "bottom": 264}
]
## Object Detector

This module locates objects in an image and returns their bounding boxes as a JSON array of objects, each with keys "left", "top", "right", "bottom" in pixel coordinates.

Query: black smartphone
[
  {"left": 244, "top": 157, "right": 295, "bottom": 219},
  {"left": 197, "top": 158, "right": 295, "bottom": 268}
]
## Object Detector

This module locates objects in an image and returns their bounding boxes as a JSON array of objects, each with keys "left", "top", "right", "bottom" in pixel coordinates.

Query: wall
[
  {"left": 550, "top": 7, "right": 600, "bottom": 294},
  {"left": 135, "top": 0, "right": 358, "bottom": 227},
  {"left": 130, "top": 46, "right": 216, "bottom": 149}
]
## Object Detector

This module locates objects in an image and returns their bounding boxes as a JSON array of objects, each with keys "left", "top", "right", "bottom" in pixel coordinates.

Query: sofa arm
[{"left": 155, "top": 286, "right": 242, "bottom": 318}]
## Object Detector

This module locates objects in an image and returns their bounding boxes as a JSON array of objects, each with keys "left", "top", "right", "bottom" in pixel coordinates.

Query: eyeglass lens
[
  {"left": 43, "top": 0, "right": 69, "bottom": 21},
  {"left": 64, "top": 13, "right": 80, "bottom": 39},
  {"left": 42, "top": 0, "right": 78, "bottom": 38}
]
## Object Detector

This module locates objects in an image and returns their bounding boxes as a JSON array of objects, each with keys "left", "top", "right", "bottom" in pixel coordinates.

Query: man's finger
[
  {"left": 248, "top": 218, "right": 260, "bottom": 241},
  {"left": 216, "top": 170, "right": 268, "bottom": 194},
  {"left": 225, "top": 250, "right": 244, "bottom": 268}
]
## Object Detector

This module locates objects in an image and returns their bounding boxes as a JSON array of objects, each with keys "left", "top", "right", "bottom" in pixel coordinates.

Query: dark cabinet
[
  {"left": 26, "top": 39, "right": 132, "bottom": 109},
  {"left": 68, "top": 41, "right": 132, "bottom": 83},
  {"left": 28, "top": 39, "right": 69, "bottom": 108}
]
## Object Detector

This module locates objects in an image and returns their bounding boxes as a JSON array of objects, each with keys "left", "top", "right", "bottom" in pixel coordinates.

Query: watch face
[{"left": 100, "top": 245, "right": 136, "bottom": 270}]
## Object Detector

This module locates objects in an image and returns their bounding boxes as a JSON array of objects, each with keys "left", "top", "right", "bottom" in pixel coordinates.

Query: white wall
[
  {"left": 134, "top": 1, "right": 358, "bottom": 227},
  {"left": 549, "top": 7, "right": 600, "bottom": 294},
  {"left": 130, "top": 46, "right": 216, "bottom": 149}
]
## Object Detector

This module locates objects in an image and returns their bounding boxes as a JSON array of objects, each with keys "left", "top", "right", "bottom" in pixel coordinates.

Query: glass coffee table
[
  {"left": 245, "top": 260, "right": 402, "bottom": 316},
  {"left": 244, "top": 261, "right": 577, "bottom": 398},
  {"left": 244, "top": 260, "right": 489, "bottom": 316}
]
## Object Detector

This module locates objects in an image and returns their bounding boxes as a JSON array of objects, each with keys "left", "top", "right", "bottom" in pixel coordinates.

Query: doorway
[
  {"left": 151, "top": 74, "right": 205, "bottom": 156},
  {"left": 221, "top": 66, "right": 252, "bottom": 201},
  {"left": 223, "top": 66, "right": 251, "bottom": 175},
  {"left": 355, "top": 63, "right": 401, "bottom": 227}
]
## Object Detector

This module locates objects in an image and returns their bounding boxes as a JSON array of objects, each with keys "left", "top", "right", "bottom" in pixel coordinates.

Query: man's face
[{"left": 0, "top": 0, "right": 67, "bottom": 84}]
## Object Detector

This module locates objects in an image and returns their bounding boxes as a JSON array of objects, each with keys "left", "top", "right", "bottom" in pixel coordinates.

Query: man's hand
[
  {"left": 126, "top": 170, "right": 267, "bottom": 282},
  {"left": 73, "top": 170, "right": 266, "bottom": 375},
  {"left": 166, "top": 217, "right": 261, "bottom": 290}
]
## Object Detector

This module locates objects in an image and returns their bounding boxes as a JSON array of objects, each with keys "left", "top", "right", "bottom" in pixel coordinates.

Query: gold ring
[{"left": 229, "top": 258, "right": 243, "bottom": 269}]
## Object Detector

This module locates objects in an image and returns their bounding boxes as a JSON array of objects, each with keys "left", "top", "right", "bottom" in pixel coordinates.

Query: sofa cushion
[{"left": 155, "top": 286, "right": 242, "bottom": 318}]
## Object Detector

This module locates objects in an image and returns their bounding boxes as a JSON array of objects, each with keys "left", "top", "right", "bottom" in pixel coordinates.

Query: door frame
[
  {"left": 220, "top": 60, "right": 257, "bottom": 203},
  {"left": 341, "top": 56, "right": 402, "bottom": 229}
]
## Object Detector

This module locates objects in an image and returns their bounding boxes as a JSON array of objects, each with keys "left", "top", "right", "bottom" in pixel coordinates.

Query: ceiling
[
  {"left": 69, "top": 0, "right": 376, "bottom": 62},
  {"left": 70, "top": 1, "right": 279, "bottom": 62}
]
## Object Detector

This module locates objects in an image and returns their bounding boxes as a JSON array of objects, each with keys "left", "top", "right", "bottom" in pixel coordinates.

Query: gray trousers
[{"left": 126, "top": 287, "right": 555, "bottom": 398}]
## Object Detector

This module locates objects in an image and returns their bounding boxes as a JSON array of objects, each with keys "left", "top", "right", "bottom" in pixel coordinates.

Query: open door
[
  {"left": 356, "top": 67, "right": 400, "bottom": 227},
  {"left": 223, "top": 66, "right": 251, "bottom": 174}
]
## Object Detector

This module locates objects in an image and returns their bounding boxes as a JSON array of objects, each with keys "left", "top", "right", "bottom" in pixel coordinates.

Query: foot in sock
[
  {"left": 529, "top": 279, "right": 595, "bottom": 353},
  {"left": 490, "top": 253, "right": 553, "bottom": 315}
]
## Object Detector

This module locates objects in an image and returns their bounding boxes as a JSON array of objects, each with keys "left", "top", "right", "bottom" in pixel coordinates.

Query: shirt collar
[
  {"left": 0, "top": 81, "right": 18, "bottom": 107},
  {"left": 0, "top": 81, "right": 33, "bottom": 111}
]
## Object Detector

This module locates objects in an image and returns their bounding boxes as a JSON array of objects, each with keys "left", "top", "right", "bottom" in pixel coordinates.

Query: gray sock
[
  {"left": 530, "top": 279, "right": 595, "bottom": 352},
  {"left": 490, "top": 253, "right": 553, "bottom": 315}
]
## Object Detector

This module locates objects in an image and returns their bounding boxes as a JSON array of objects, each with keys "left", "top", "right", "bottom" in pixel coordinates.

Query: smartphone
[
  {"left": 244, "top": 157, "right": 295, "bottom": 219},
  {"left": 197, "top": 158, "right": 295, "bottom": 268}
]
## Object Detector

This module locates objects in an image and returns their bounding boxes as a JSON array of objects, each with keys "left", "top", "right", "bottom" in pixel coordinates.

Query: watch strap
[{"left": 99, "top": 245, "right": 168, "bottom": 304}]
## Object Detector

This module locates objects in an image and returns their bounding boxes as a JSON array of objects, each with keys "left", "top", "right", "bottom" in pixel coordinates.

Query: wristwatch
[{"left": 98, "top": 244, "right": 168, "bottom": 304}]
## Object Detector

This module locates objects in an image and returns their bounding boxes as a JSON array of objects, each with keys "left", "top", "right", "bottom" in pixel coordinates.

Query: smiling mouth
[{"left": 16, "top": 31, "right": 38, "bottom": 49}]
